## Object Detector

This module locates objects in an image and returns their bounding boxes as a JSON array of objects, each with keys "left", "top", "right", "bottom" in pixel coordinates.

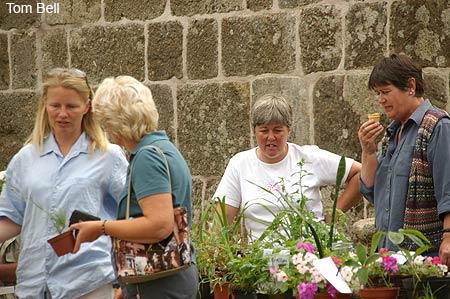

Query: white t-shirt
[{"left": 213, "top": 143, "right": 354, "bottom": 241}]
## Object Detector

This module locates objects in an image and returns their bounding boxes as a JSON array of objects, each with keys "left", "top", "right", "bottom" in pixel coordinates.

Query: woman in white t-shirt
[{"left": 213, "top": 94, "right": 362, "bottom": 242}]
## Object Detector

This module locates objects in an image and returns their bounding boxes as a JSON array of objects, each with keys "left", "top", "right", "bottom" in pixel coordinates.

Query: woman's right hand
[{"left": 358, "top": 120, "right": 384, "bottom": 154}]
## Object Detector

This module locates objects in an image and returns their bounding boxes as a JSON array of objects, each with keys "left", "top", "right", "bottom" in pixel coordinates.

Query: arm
[
  {"left": 335, "top": 161, "right": 363, "bottom": 213},
  {"left": 215, "top": 202, "right": 239, "bottom": 226},
  {"left": 0, "top": 218, "right": 21, "bottom": 243},
  {"left": 358, "top": 120, "right": 384, "bottom": 187},
  {"left": 71, "top": 193, "right": 174, "bottom": 253},
  {"left": 0, "top": 263, "right": 16, "bottom": 282},
  {"left": 440, "top": 213, "right": 450, "bottom": 267}
]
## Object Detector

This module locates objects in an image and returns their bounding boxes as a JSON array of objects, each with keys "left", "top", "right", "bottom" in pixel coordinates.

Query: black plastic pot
[{"left": 402, "top": 277, "right": 450, "bottom": 299}]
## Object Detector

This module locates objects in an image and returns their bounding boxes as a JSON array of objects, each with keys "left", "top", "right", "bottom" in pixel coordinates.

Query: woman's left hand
[{"left": 69, "top": 220, "right": 103, "bottom": 253}]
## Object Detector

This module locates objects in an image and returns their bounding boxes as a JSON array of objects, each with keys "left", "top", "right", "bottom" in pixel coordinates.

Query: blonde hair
[
  {"left": 28, "top": 68, "right": 108, "bottom": 154},
  {"left": 93, "top": 76, "right": 159, "bottom": 143}
]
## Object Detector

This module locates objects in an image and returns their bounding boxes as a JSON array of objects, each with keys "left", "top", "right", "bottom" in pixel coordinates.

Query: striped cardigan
[{"left": 381, "top": 107, "right": 449, "bottom": 251}]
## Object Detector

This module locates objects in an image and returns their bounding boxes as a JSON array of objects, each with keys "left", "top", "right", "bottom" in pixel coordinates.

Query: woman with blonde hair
[
  {"left": 70, "top": 76, "right": 198, "bottom": 298},
  {"left": 0, "top": 68, "right": 128, "bottom": 299}
]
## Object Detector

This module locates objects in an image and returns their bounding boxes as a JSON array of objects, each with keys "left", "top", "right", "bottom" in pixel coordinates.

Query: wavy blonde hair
[
  {"left": 92, "top": 76, "right": 159, "bottom": 143},
  {"left": 28, "top": 68, "right": 108, "bottom": 154}
]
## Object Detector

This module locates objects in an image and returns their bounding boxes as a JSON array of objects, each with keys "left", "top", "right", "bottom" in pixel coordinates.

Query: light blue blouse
[{"left": 0, "top": 133, "right": 128, "bottom": 299}]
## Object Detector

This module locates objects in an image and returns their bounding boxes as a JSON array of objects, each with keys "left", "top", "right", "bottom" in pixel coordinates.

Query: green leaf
[{"left": 387, "top": 231, "right": 404, "bottom": 245}]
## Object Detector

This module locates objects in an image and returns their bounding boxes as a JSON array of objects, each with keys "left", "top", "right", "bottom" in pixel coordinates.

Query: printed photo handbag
[{"left": 111, "top": 145, "right": 192, "bottom": 283}]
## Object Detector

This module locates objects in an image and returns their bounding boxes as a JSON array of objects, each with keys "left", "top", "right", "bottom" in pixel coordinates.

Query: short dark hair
[{"left": 368, "top": 54, "right": 424, "bottom": 97}]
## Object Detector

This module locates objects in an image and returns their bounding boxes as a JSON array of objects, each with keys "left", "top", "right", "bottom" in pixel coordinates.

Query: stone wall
[{"left": 1, "top": 0, "right": 450, "bottom": 234}]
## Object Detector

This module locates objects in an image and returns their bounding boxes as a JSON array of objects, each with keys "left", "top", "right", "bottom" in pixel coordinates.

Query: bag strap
[{"left": 126, "top": 145, "right": 172, "bottom": 219}]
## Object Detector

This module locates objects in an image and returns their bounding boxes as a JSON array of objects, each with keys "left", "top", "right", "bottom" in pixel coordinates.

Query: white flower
[
  {"left": 304, "top": 252, "right": 317, "bottom": 263},
  {"left": 340, "top": 266, "right": 354, "bottom": 282},
  {"left": 276, "top": 270, "right": 288, "bottom": 282},
  {"left": 309, "top": 267, "right": 324, "bottom": 283},
  {"left": 292, "top": 253, "right": 303, "bottom": 265},
  {"left": 296, "top": 263, "right": 309, "bottom": 274},
  {"left": 413, "top": 255, "right": 425, "bottom": 266}
]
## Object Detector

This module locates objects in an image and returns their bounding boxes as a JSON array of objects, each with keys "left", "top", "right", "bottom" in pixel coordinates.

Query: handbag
[{"left": 112, "top": 145, "right": 192, "bottom": 284}]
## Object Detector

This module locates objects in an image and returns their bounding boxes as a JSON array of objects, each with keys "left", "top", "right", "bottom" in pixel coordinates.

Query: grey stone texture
[
  {"left": 177, "top": 82, "right": 251, "bottom": 176},
  {"left": 390, "top": 0, "right": 450, "bottom": 67},
  {"left": 345, "top": 2, "right": 387, "bottom": 69},
  {"left": 11, "top": 31, "right": 37, "bottom": 89},
  {"left": 0, "top": 92, "right": 37, "bottom": 168},
  {"left": 252, "top": 77, "right": 310, "bottom": 146},
  {"left": 104, "top": 0, "right": 165, "bottom": 22},
  {"left": 247, "top": 0, "right": 272, "bottom": 11},
  {"left": 187, "top": 18, "right": 218, "bottom": 80},
  {"left": 0, "top": 0, "right": 40, "bottom": 30},
  {"left": 70, "top": 24, "right": 145, "bottom": 84},
  {"left": 171, "top": 0, "right": 242, "bottom": 16},
  {"left": 40, "top": 29, "right": 68, "bottom": 72},
  {"left": 45, "top": 0, "right": 101, "bottom": 25},
  {"left": 148, "top": 21, "right": 183, "bottom": 81},
  {"left": 313, "top": 75, "right": 362, "bottom": 160},
  {"left": 299, "top": 5, "right": 342, "bottom": 74},
  {"left": 222, "top": 14, "right": 296, "bottom": 76},
  {"left": 0, "top": 34, "right": 8, "bottom": 90},
  {"left": 1, "top": 0, "right": 450, "bottom": 239},
  {"left": 279, "top": 0, "right": 322, "bottom": 9},
  {"left": 148, "top": 83, "right": 175, "bottom": 141}
]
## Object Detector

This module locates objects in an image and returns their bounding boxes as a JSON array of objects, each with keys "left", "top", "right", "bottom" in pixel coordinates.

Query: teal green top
[{"left": 117, "top": 131, "right": 193, "bottom": 227}]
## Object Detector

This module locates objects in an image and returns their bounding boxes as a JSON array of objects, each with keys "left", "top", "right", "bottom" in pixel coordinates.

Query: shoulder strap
[{"left": 125, "top": 145, "right": 172, "bottom": 219}]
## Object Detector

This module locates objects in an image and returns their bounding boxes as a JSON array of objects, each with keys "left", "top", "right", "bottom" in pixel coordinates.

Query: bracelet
[
  {"left": 442, "top": 228, "right": 450, "bottom": 234},
  {"left": 102, "top": 220, "right": 107, "bottom": 235}
]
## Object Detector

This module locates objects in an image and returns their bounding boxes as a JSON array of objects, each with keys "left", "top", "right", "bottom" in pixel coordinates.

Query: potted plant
[
  {"left": 339, "top": 229, "right": 434, "bottom": 299},
  {"left": 195, "top": 197, "right": 243, "bottom": 299},
  {"left": 28, "top": 197, "right": 74, "bottom": 256}
]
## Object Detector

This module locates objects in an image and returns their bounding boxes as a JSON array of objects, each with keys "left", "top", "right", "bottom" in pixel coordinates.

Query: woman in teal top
[{"left": 70, "top": 76, "right": 198, "bottom": 299}]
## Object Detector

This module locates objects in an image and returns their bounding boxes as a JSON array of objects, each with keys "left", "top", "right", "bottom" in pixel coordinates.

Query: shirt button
[{"left": 385, "top": 208, "right": 389, "bottom": 212}]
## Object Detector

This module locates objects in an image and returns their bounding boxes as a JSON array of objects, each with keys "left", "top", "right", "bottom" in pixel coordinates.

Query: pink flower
[
  {"left": 432, "top": 256, "right": 442, "bottom": 265},
  {"left": 297, "top": 282, "right": 318, "bottom": 299},
  {"left": 270, "top": 265, "right": 279, "bottom": 278},
  {"left": 295, "top": 242, "right": 315, "bottom": 254},
  {"left": 381, "top": 255, "right": 398, "bottom": 274}
]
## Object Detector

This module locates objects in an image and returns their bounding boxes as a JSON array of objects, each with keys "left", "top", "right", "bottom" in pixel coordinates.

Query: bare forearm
[
  {"left": 360, "top": 152, "right": 378, "bottom": 187},
  {"left": 0, "top": 218, "right": 20, "bottom": 243},
  {"left": 336, "top": 174, "right": 363, "bottom": 212},
  {"left": 0, "top": 263, "right": 16, "bottom": 282}
]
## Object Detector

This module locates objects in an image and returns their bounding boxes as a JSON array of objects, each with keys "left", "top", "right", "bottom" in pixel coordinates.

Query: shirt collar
[
  {"left": 130, "top": 130, "right": 169, "bottom": 158},
  {"left": 41, "top": 132, "right": 89, "bottom": 157},
  {"left": 385, "top": 99, "right": 431, "bottom": 137}
]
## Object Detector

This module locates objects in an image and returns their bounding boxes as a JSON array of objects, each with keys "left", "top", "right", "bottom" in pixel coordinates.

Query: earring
[{"left": 409, "top": 90, "right": 414, "bottom": 95}]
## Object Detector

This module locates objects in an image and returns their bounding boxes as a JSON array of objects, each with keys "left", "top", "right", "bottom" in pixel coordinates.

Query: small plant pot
[
  {"left": 359, "top": 287, "right": 399, "bottom": 299},
  {"left": 47, "top": 230, "right": 75, "bottom": 256}
]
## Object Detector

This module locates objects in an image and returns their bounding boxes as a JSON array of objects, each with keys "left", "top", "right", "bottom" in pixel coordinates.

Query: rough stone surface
[
  {"left": 0, "top": 92, "right": 38, "bottom": 169},
  {"left": 45, "top": 0, "right": 101, "bottom": 25},
  {"left": 252, "top": 77, "right": 310, "bottom": 146},
  {"left": 423, "top": 71, "right": 449, "bottom": 110},
  {"left": 40, "top": 29, "right": 68, "bottom": 72},
  {"left": 148, "top": 21, "right": 183, "bottom": 81},
  {"left": 171, "top": 0, "right": 242, "bottom": 16},
  {"left": 247, "top": 0, "right": 272, "bottom": 11},
  {"left": 177, "top": 82, "right": 251, "bottom": 176},
  {"left": 353, "top": 217, "right": 376, "bottom": 247},
  {"left": 313, "top": 75, "right": 361, "bottom": 160},
  {"left": 148, "top": 83, "right": 175, "bottom": 141},
  {"left": 299, "top": 5, "right": 342, "bottom": 74},
  {"left": 0, "top": 0, "right": 40, "bottom": 30},
  {"left": 192, "top": 178, "right": 205, "bottom": 227},
  {"left": 390, "top": 0, "right": 450, "bottom": 67},
  {"left": 104, "top": 0, "right": 165, "bottom": 22},
  {"left": 222, "top": 14, "right": 296, "bottom": 76},
  {"left": 11, "top": 31, "right": 37, "bottom": 89},
  {"left": 0, "top": 34, "right": 9, "bottom": 90},
  {"left": 70, "top": 24, "right": 145, "bottom": 84},
  {"left": 187, "top": 18, "right": 218, "bottom": 80},
  {"left": 345, "top": 2, "right": 387, "bottom": 69},
  {"left": 279, "top": 0, "right": 321, "bottom": 9}
]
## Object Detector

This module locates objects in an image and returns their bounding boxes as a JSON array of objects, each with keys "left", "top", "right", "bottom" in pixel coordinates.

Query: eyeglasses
[{"left": 45, "top": 68, "right": 93, "bottom": 99}]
